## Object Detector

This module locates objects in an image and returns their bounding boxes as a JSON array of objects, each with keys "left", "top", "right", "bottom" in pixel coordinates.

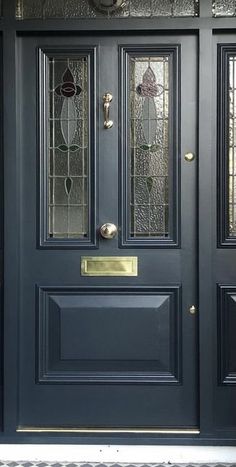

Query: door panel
[
  {"left": 37, "top": 286, "right": 181, "bottom": 384},
  {"left": 18, "top": 34, "right": 198, "bottom": 431}
]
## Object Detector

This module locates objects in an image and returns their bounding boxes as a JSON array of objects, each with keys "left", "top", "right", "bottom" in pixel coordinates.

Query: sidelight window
[
  {"left": 228, "top": 56, "right": 236, "bottom": 236},
  {"left": 218, "top": 46, "right": 236, "bottom": 245}
]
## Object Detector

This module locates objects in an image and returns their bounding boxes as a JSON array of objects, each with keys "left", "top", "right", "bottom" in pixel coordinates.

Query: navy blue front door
[{"left": 17, "top": 33, "right": 198, "bottom": 432}]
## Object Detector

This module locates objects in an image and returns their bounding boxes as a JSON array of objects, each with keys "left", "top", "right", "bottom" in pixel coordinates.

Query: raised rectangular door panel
[
  {"left": 37, "top": 286, "right": 181, "bottom": 384},
  {"left": 217, "top": 285, "right": 236, "bottom": 384}
]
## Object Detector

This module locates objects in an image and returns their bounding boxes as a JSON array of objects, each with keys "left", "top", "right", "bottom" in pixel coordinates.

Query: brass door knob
[
  {"left": 184, "top": 152, "right": 195, "bottom": 162},
  {"left": 100, "top": 223, "right": 118, "bottom": 239}
]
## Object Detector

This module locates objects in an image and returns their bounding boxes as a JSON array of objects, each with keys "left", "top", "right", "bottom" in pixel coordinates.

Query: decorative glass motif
[
  {"left": 212, "top": 0, "right": 236, "bottom": 16},
  {"left": 129, "top": 56, "right": 170, "bottom": 238},
  {"left": 228, "top": 56, "right": 236, "bottom": 236},
  {"left": 92, "top": 0, "right": 126, "bottom": 13},
  {"left": 48, "top": 57, "right": 89, "bottom": 239},
  {"left": 16, "top": 0, "right": 199, "bottom": 19}
]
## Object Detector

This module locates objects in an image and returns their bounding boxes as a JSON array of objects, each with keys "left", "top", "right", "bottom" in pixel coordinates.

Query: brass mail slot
[{"left": 81, "top": 256, "right": 138, "bottom": 277}]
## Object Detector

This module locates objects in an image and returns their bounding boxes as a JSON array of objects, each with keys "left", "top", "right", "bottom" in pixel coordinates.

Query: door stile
[
  {"left": 198, "top": 28, "right": 214, "bottom": 435},
  {"left": 199, "top": 0, "right": 212, "bottom": 18},
  {"left": 98, "top": 38, "right": 119, "bottom": 248},
  {"left": 179, "top": 35, "right": 198, "bottom": 427},
  {"left": 3, "top": 28, "right": 19, "bottom": 433}
]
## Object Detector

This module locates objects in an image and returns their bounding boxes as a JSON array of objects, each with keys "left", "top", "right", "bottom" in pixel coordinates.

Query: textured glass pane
[
  {"left": 213, "top": 0, "right": 236, "bottom": 16},
  {"left": 129, "top": 56, "right": 170, "bottom": 238},
  {"left": 152, "top": 0, "right": 172, "bottom": 16},
  {"left": 16, "top": 0, "right": 199, "bottom": 19},
  {"left": 43, "top": 0, "right": 64, "bottom": 17},
  {"left": 16, "top": 0, "right": 42, "bottom": 18},
  {"left": 48, "top": 57, "right": 89, "bottom": 239},
  {"left": 64, "top": 0, "right": 89, "bottom": 18},
  {"left": 130, "top": 0, "right": 152, "bottom": 16},
  {"left": 173, "top": 0, "right": 196, "bottom": 16},
  {"left": 228, "top": 57, "right": 236, "bottom": 236}
]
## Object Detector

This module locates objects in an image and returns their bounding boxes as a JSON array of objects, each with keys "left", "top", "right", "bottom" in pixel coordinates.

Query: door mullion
[
  {"left": 98, "top": 39, "right": 119, "bottom": 247},
  {"left": 199, "top": 0, "right": 212, "bottom": 18}
]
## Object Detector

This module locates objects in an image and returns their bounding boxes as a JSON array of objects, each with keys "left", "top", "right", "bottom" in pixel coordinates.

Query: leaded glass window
[
  {"left": 213, "top": 0, "right": 236, "bottom": 16},
  {"left": 129, "top": 56, "right": 170, "bottom": 238},
  {"left": 16, "top": 0, "right": 199, "bottom": 19},
  {"left": 228, "top": 56, "right": 236, "bottom": 236},
  {"left": 48, "top": 56, "right": 89, "bottom": 239},
  {"left": 121, "top": 46, "right": 179, "bottom": 246}
]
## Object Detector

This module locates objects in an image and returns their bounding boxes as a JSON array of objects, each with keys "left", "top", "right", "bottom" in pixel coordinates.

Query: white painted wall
[{"left": 0, "top": 445, "right": 236, "bottom": 463}]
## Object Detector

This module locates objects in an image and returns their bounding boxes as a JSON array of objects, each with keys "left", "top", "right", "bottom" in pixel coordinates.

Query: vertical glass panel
[
  {"left": 212, "top": 0, "right": 236, "bottom": 16},
  {"left": 16, "top": 0, "right": 199, "bottom": 19},
  {"left": 228, "top": 57, "right": 236, "bottom": 236},
  {"left": 48, "top": 57, "right": 89, "bottom": 239},
  {"left": 129, "top": 56, "right": 170, "bottom": 238}
]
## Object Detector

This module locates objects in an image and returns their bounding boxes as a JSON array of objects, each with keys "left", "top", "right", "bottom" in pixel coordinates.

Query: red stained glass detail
[{"left": 55, "top": 67, "right": 82, "bottom": 97}]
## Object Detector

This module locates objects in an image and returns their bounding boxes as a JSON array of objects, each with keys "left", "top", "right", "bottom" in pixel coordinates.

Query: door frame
[{"left": 1, "top": 0, "right": 235, "bottom": 444}]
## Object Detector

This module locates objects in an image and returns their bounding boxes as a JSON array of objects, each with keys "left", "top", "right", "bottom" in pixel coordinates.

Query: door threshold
[{"left": 17, "top": 427, "right": 200, "bottom": 434}]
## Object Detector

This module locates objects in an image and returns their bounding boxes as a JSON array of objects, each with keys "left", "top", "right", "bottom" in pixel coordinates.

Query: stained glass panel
[
  {"left": 129, "top": 56, "right": 170, "bottom": 238},
  {"left": 48, "top": 57, "right": 89, "bottom": 239},
  {"left": 228, "top": 56, "right": 236, "bottom": 236},
  {"left": 16, "top": 0, "right": 199, "bottom": 19}
]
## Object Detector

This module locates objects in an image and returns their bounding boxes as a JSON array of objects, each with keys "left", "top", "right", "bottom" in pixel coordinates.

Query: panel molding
[
  {"left": 36, "top": 285, "right": 182, "bottom": 384},
  {"left": 38, "top": 46, "right": 97, "bottom": 249},
  {"left": 217, "top": 285, "right": 236, "bottom": 384},
  {"left": 119, "top": 45, "right": 181, "bottom": 248}
]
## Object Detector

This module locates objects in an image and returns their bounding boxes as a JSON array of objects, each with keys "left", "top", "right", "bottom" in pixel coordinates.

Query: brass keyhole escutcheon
[
  {"left": 100, "top": 223, "right": 118, "bottom": 239},
  {"left": 185, "top": 152, "right": 195, "bottom": 162}
]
